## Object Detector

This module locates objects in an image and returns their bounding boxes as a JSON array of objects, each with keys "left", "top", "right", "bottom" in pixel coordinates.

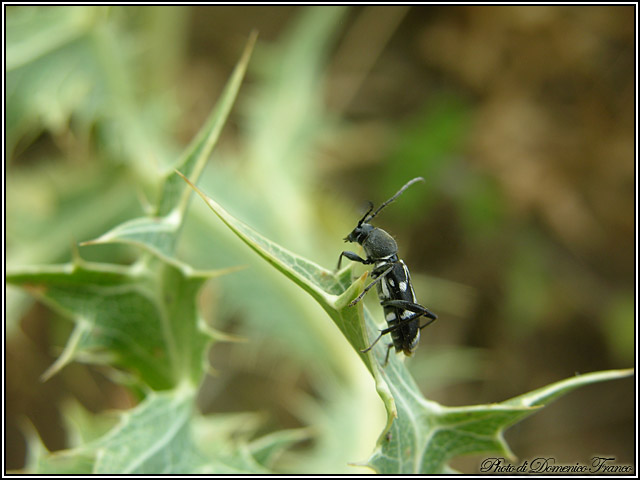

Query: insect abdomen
[
  {"left": 383, "top": 306, "right": 420, "bottom": 355},
  {"left": 377, "top": 260, "right": 421, "bottom": 355}
]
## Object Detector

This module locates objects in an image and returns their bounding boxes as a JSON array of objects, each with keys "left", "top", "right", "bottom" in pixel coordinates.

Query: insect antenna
[
  {"left": 356, "top": 201, "right": 375, "bottom": 226},
  {"left": 364, "top": 177, "right": 425, "bottom": 223}
]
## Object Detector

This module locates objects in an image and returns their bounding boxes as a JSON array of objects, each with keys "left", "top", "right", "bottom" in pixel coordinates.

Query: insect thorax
[{"left": 362, "top": 227, "right": 398, "bottom": 260}]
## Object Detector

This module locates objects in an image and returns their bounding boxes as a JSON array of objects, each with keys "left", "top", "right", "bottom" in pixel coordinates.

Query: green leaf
[
  {"left": 81, "top": 32, "right": 257, "bottom": 261},
  {"left": 6, "top": 256, "right": 234, "bottom": 389},
  {"left": 24, "top": 388, "right": 271, "bottom": 474},
  {"left": 176, "top": 172, "right": 380, "bottom": 363},
  {"left": 177, "top": 174, "right": 634, "bottom": 473},
  {"left": 93, "top": 388, "right": 269, "bottom": 474},
  {"left": 375, "top": 368, "right": 634, "bottom": 474},
  {"left": 502, "top": 368, "right": 634, "bottom": 408},
  {"left": 177, "top": 169, "right": 401, "bottom": 426}
]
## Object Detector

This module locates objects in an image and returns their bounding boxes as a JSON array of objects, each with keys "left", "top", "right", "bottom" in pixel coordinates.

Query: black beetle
[{"left": 337, "top": 177, "right": 437, "bottom": 364}]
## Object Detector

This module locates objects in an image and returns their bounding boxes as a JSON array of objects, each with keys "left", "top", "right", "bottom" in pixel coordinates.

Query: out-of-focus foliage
[
  {"left": 7, "top": 29, "right": 292, "bottom": 473},
  {"left": 6, "top": 6, "right": 380, "bottom": 474},
  {"left": 6, "top": 5, "right": 635, "bottom": 474}
]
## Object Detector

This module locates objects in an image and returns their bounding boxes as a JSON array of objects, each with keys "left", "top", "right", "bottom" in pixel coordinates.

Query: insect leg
[
  {"left": 337, "top": 251, "right": 371, "bottom": 270},
  {"left": 383, "top": 343, "right": 394, "bottom": 366},
  {"left": 418, "top": 316, "right": 438, "bottom": 330},
  {"left": 360, "top": 331, "right": 384, "bottom": 353},
  {"left": 380, "top": 299, "right": 438, "bottom": 329},
  {"left": 348, "top": 264, "right": 395, "bottom": 307},
  {"left": 360, "top": 311, "right": 423, "bottom": 353},
  {"left": 380, "top": 299, "right": 437, "bottom": 320}
]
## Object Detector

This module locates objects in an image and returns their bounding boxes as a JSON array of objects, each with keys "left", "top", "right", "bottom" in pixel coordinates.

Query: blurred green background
[{"left": 5, "top": 5, "right": 635, "bottom": 473}]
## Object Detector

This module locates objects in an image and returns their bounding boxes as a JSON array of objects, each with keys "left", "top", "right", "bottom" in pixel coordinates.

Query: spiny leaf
[
  {"left": 6, "top": 257, "right": 235, "bottom": 389},
  {"left": 81, "top": 32, "right": 257, "bottom": 260},
  {"left": 80, "top": 213, "right": 182, "bottom": 264},
  {"left": 155, "top": 30, "right": 257, "bottom": 217},
  {"left": 177, "top": 174, "right": 634, "bottom": 473},
  {"left": 23, "top": 388, "right": 271, "bottom": 474},
  {"left": 93, "top": 388, "right": 269, "bottom": 474},
  {"left": 40, "top": 319, "right": 94, "bottom": 381},
  {"left": 503, "top": 368, "right": 634, "bottom": 407},
  {"left": 367, "top": 368, "right": 633, "bottom": 474},
  {"left": 177, "top": 169, "right": 401, "bottom": 425},
  {"left": 176, "top": 173, "right": 381, "bottom": 363}
]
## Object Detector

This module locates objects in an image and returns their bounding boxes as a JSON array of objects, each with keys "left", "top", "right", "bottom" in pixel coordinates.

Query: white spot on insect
[
  {"left": 401, "top": 310, "right": 413, "bottom": 320},
  {"left": 399, "top": 281, "right": 407, "bottom": 292},
  {"left": 386, "top": 311, "right": 396, "bottom": 322},
  {"left": 409, "top": 330, "right": 420, "bottom": 350},
  {"left": 380, "top": 278, "right": 390, "bottom": 298},
  {"left": 388, "top": 278, "right": 395, "bottom": 287}
]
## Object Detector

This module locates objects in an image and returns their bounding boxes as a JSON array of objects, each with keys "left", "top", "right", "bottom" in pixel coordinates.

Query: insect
[{"left": 337, "top": 177, "right": 437, "bottom": 365}]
